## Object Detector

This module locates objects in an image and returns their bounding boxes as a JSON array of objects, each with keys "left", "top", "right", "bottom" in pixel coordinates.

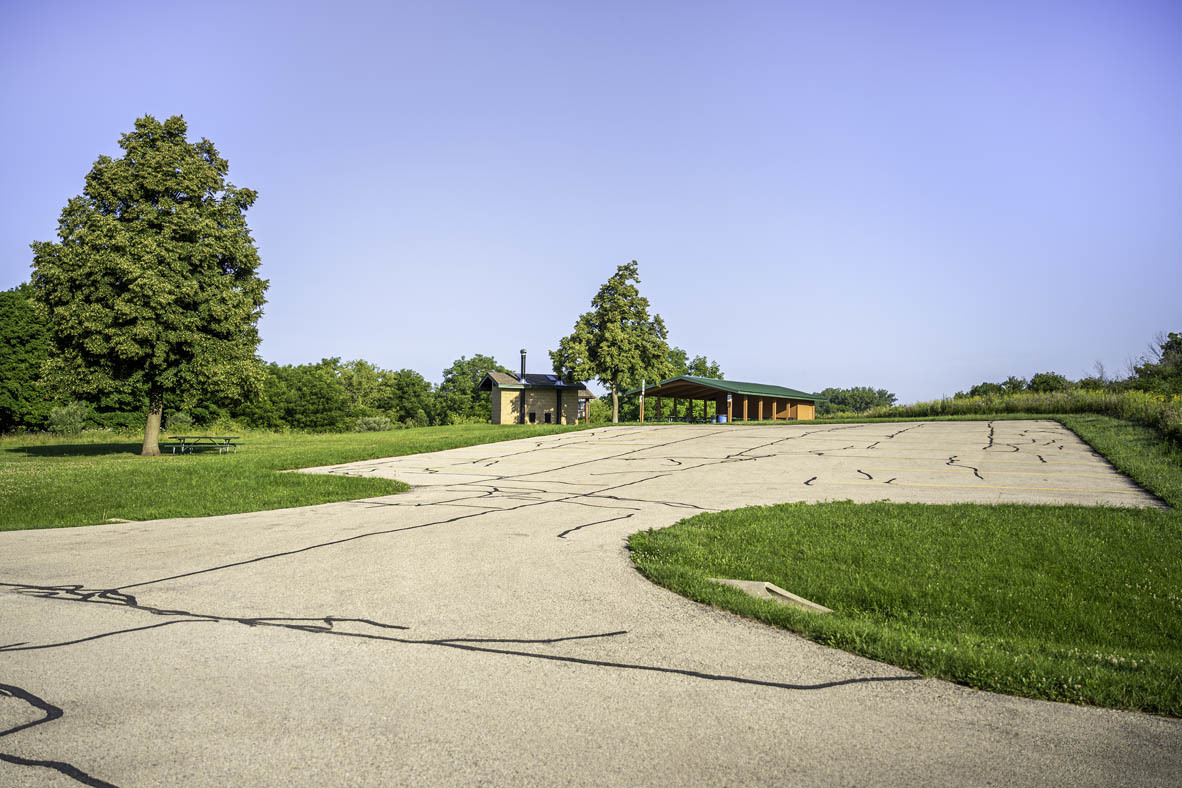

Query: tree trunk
[
  {"left": 611, "top": 384, "right": 619, "bottom": 424},
  {"left": 141, "top": 387, "right": 163, "bottom": 456}
]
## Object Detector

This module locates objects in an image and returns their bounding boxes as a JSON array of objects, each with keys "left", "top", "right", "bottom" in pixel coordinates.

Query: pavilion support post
[
  {"left": 639, "top": 395, "right": 644, "bottom": 423},
  {"left": 727, "top": 396, "right": 732, "bottom": 423},
  {"left": 743, "top": 396, "right": 748, "bottom": 422},
  {"left": 758, "top": 398, "right": 763, "bottom": 421}
]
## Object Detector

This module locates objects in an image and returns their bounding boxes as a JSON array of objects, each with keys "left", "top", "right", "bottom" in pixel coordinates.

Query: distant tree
[
  {"left": 29, "top": 115, "right": 267, "bottom": 455},
  {"left": 1129, "top": 331, "right": 1182, "bottom": 394},
  {"left": 1027, "top": 371, "right": 1072, "bottom": 393},
  {"left": 552, "top": 261, "right": 669, "bottom": 423},
  {"left": 816, "top": 386, "right": 897, "bottom": 415},
  {"left": 686, "top": 355, "right": 723, "bottom": 379},
  {"left": 1002, "top": 376, "right": 1028, "bottom": 395},
  {"left": 1076, "top": 361, "right": 1112, "bottom": 391},
  {"left": 664, "top": 346, "right": 688, "bottom": 382},
  {"left": 230, "top": 362, "right": 287, "bottom": 430},
  {"left": 0, "top": 284, "right": 53, "bottom": 431},
  {"left": 967, "top": 381, "right": 1005, "bottom": 398},
  {"left": 272, "top": 359, "right": 351, "bottom": 431},
  {"left": 341, "top": 359, "right": 382, "bottom": 417},
  {"left": 664, "top": 346, "right": 723, "bottom": 381},
  {"left": 436, "top": 354, "right": 512, "bottom": 423},
  {"left": 375, "top": 368, "right": 435, "bottom": 426}
]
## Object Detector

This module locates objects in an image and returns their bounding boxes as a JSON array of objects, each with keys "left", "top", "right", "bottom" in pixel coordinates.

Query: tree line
[
  {"left": 951, "top": 334, "right": 1181, "bottom": 400},
  {"left": 0, "top": 301, "right": 514, "bottom": 434},
  {"left": 1, "top": 275, "right": 730, "bottom": 434}
]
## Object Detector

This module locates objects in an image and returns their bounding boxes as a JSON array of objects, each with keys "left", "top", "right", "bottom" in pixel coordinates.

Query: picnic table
[{"left": 168, "top": 436, "right": 241, "bottom": 454}]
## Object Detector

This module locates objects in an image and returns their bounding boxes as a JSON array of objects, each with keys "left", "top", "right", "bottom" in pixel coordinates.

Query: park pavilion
[{"left": 629, "top": 376, "right": 823, "bottom": 422}]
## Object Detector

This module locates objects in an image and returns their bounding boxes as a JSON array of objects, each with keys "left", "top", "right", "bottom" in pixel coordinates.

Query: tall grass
[{"left": 870, "top": 389, "right": 1182, "bottom": 444}]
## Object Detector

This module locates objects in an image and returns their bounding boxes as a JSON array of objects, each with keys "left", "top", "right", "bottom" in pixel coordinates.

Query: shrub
[
  {"left": 166, "top": 411, "right": 194, "bottom": 431},
  {"left": 442, "top": 412, "right": 487, "bottom": 426},
  {"left": 48, "top": 401, "right": 89, "bottom": 435},
  {"left": 404, "top": 409, "right": 430, "bottom": 429},
  {"left": 1028, "top": 371, "right": 1072, "bottom": 393},
  {"left": 355, "top": 415, "right": 394, "bottom": 432}
]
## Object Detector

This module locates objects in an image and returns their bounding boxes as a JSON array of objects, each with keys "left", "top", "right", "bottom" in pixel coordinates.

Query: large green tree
[
  {"left": 552, "top": 261, "right": 669, "bottom": 423},
  {"left": 30, "top": 115, "right": 267, "bottom": 455}
]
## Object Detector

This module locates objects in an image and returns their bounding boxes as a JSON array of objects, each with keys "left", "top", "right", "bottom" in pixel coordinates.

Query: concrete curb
[{"left": 709, "top": 577, "right": 834, "bottom": 614}]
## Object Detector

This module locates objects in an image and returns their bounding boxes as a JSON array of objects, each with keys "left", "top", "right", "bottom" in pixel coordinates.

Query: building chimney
[{"left": 520, "top": 349, "right": 527, "bottom": 382}]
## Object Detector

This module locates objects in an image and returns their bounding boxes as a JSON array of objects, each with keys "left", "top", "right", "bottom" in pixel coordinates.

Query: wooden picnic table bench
[{"left": 167, "top": 436, "right": 241, "bottom": 454}]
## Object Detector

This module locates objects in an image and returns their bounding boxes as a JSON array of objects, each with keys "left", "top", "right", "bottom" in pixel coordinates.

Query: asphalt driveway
[{"left": 1, "top": 421, "right": 1177, "bottom": 786}]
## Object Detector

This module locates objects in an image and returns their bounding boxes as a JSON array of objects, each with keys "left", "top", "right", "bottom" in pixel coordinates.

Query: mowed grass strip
[
  {"left": 630, "top": 415, "right": 1182, "bottom": 716},
  {"left": 0, "top": 423, "right": 590, "bottom": 531}
]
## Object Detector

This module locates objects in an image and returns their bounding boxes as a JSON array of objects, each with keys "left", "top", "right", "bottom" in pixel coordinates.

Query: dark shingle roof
[{"left": 479, "top": 372, "right": 593, "bottom": 397}]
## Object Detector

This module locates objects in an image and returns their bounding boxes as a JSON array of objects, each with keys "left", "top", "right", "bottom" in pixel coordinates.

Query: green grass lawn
[
  {"left": 0, "top": 423, "right": 589, "bottom": 531},
  {"left": 630, "top": 414, "right": 1182, "bottom": 716}
]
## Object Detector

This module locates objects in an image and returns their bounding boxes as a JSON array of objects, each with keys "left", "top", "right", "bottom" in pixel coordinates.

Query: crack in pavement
[
  {"left": 0, "top": 582, "right": 917, "bottom": 695},
  {"left": 946, "top": 455, "right": 985, "bottom": 481},
  {"left": 1, "top": 683, "right": 120, "bottom": 787},
  {"left": 557, "top": 513, "right": 636, "bottom": 539}
]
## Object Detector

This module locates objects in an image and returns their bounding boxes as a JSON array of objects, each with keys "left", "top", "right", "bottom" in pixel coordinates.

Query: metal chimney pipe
[{"left": 519, "top": 349, "right": 527, "bottom": 424}]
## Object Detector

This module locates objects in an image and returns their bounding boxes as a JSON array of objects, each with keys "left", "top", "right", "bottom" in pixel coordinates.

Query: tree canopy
[
  {"left": 1131, "top": 332, "right": 1182, "bottom": 395},
  {"left": 816, "top": 386, "right": 897, "bottom": 415},
  {"left": 435, "top": 354, "right": 513, "bottom": 424},
  {"left": 666, "top": 346, "right": 723, "bottom": 381},
  {"left": 551, "top": 261, "right": 669, "bottom": 422},
  {"left": 29, "top": 115, "right": 267, "bottom": 455},
  {"left": 0, "top": 284, "right": 51, "bottom": 431}
]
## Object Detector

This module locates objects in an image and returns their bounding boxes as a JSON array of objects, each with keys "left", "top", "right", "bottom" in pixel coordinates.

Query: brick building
[{"left": 478, "top": 350, "right": 593, "bottom": 425}]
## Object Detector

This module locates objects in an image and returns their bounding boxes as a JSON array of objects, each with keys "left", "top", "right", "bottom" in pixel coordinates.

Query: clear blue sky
[{"left": 2, "top": 0, "right": 1178, "bottom": 402}]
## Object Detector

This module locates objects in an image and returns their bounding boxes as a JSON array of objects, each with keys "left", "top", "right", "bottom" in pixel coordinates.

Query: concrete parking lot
[{"left": 1, "top": 421, "right": 1177, "bottom": 786}]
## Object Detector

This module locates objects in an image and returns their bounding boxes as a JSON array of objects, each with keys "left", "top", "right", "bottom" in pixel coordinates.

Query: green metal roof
[{"left": 626, "top": 375, "right": 825, "bottom": 402}]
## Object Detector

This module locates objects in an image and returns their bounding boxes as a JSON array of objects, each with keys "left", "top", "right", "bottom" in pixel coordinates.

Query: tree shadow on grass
[{"left": 10, "top": 442, "right": 143, "bottom": 458}]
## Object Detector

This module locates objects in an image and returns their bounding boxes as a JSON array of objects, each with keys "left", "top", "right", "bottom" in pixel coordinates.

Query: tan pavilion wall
[{"left": 794, "top": 401, "right": 815, "bottom": 420}]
